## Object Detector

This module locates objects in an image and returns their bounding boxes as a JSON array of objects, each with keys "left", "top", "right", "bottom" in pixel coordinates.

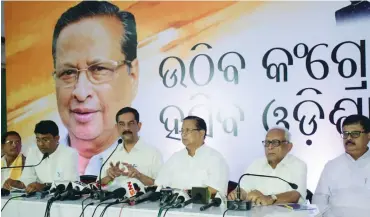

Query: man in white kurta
[
  {"left": 101, "top": 138, "right": 162, "bottom": 191},
  {"left": 100, "top": 107, "right": 163, "bottom": 191},
  {"left": 228, "top": 127, "right": 307, "bottom": 205},
  {"left": 155, "top": 116, "right": 229, "bottom": 197},
  {"left": 20, "top": 142, "right": 79, "bottom": 186},
  {"left": 313, "top": 115, "right": 370, "bottom": 216},
  {"left": 8, "top": 120, "right": 79, "bottom": 193}
]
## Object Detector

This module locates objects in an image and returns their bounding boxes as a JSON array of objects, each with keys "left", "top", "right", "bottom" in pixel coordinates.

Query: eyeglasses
[
  {"left": 36, "top": 138, "right": 52, "bottom": 144},
  {"left": 262, "top": 140, "right": 289, "bottom": 148},
  {"left": 52, "top": 60, "right": 130, "bottom": 88},
  {"left": 341, "top": 131, "right": 366, "bottom": 139},
  {"left": 5, "top": 140, "right": 21, "bottom": 146},
  {"left": 180, "top": 129, "right": 200, "bottom": 135}
]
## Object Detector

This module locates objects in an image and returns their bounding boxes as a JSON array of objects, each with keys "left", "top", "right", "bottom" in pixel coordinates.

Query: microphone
[
  {"left": 227, "top": 173, "right": 298, "bottom": 211},
  {"left": 1, "top": 153, "right": 49, "bottom": 169},
  {"left": 97, "top": 139, "right": 123, "bottom": 200},
  {"left": 200, "top": 198, "right": 222, "bottom": 211},
  {"left": 129, "top": 191, "right": 161, "bottom": 206},
  {"left": 40, "top": 183, "right": 66, "bottom": 198},
  {"left": 159, "top": 187, "right": 173, "bottom": 206},
  {"left": 122, "top": 180, "right": 140, "bottom": 198},
  {"left": 236, "top": 173, "right": 297, "bottom": 199},
  {"left": 100, "top": 188, "right": 126, "bottom": 202},
  {"left": 175, "top": 193, "right": 202, "bottom": 208},
  {"left": 160, "top": 192, "right": 178, "bottom": 207},
  {"left": 1, "top": 188, "right": 10, "bottom": 196},
  {"left": 58, "top": 183, "right": 73, "bottom": 201}
]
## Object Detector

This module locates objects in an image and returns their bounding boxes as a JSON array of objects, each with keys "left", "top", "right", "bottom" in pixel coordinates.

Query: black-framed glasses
[
  {"left": 52, "top": 59, "right": 130, "bottom": 88},
  {"left": 262, "top": 140, "right": 289, "bottom": 148},
  {"left": 180, "top": 129, "right": 200, "bottom": 135},
  {"left": 341, "top": 131, "right": 366, "bottom": 139}
]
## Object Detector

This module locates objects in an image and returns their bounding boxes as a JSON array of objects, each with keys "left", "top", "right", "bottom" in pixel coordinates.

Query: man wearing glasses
[
  {"left": 52, "top": 1, "right": 139, "bottom": 174},
  {"left": 155, "top": 116, "right": 229, "bottom": 197},
  {"left": 313, "top": 114, "right": 370, "bottom": 215},
  {"left": 1, "top": 131, "right": 26, "bottom": 189},
  {"left": 7, "top": 120, "right": 79, "bottom": 193},
  {"left": 228, "top": 127, "right": 307, "bottom": 205}
]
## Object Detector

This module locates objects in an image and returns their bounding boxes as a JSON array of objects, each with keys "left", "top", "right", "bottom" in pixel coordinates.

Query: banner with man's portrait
[{"left": 4, "top": 1, "right": 370, "bottom": 191}]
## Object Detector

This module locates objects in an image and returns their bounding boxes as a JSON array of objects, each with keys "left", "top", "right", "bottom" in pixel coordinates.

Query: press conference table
[{"left": 1, "top": 196, "right": 321, "bottom": 217}]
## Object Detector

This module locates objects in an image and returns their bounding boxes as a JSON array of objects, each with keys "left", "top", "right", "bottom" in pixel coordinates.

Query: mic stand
[
  {"left": 1, "top": 153, "right": 49, "bottom": 169},
  {"left": 227, "top": 174, "right": 252, "bottom": 211},
  {"left": 97, "top": 139, "right": 122, "bottom": 201}
]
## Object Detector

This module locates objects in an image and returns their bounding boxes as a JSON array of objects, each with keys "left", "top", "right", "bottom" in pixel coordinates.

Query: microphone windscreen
[
  {"left": 113, "top": 188, "right": 126, "bottom": 198},
  {"left": 118, "top": 139, "right": 123, "bottom": 144},
  {"left": 213, "top": 198, "right": 222, "bottom": 206},
  {"left": 290, "top": 183, "right": 298, "bottom": 190},
  {"left": 42, "top": 153, "right": 49, "bottom": 160},
  {"left": 174, "top": 189, "right": 191, "bottom": 201},
  {"left": 1, "top": 188, "right": 10, "bottom": 196},
  {"left": 149, "top": 192, "right": 161, "bottom": 201},
  {"left": 55, "top": 184, "right": 66, "bottom": 193}
]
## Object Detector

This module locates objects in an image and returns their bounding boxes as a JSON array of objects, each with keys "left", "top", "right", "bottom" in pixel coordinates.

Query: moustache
[
  {"left": 122, "top": 131, "right": 132, "bottom": 135},
  {"left": 345, "top": 140, "right": 355, "bottom": 146}
]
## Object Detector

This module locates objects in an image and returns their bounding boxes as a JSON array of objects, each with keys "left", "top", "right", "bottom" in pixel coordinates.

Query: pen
[{"left": 284, "top": 205, "right": 293, "bottom": 210}]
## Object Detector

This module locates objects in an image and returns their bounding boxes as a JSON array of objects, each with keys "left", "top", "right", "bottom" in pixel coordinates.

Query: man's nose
[{"left": 72, "top": 71, "right": 93, "bottom": 102}]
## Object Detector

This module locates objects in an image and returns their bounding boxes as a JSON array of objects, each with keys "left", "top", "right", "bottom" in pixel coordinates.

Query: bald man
[{"left": 228, "top": 127, "right": 307, "bottom": 205}]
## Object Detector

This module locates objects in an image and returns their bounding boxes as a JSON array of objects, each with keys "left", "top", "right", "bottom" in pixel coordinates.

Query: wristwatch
[{"left": 270, "top": 194, "right": 278, "bottom": 204}]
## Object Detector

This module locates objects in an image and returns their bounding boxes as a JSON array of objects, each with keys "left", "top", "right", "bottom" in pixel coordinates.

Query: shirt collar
[
  {"left": 124, "top": 137, "right": 144, "bottom": 152},
  {"left": 345, "top": 146, "right": 370, "bottom": 162},
  {"left": 264, "top": 154, "right": 291, "bottom": 168},
  {"left": 184, "top": 144, "right": 206, "bottom": 157}
]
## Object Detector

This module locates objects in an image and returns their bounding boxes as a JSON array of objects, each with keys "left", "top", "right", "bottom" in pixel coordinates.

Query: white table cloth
[{"left": 1, "top": 197, "right": 321, "bottom": 217}]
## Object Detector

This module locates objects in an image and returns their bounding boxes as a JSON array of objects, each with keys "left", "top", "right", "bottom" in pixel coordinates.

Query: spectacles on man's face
[
  {"left": 5, "top": 140, "right": 21, "bottom": 146},
  {"left": 180, "top": 128, "right": 200, "bottom": 135},
  {"left": 262, "top": 140, "right": 289, "bottom": 148},
  {"left": 52, "top": 60, "right": 130, "bottom": 88},
  {"left": 36, "top": 137, "right": 52, "bottom": 144},
  {"left": 341, "top": 131, "right": 366, "bottom": 139}
]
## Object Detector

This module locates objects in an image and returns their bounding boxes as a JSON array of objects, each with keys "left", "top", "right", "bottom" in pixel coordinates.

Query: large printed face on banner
[
  {"left": 4, "top": 1, "right": 370, "bottom": 190},
  {"left": 54, "top": 16, "right": 138, "bottom": 156}
]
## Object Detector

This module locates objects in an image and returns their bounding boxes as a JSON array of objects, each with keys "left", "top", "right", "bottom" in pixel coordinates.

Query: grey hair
[{"left": 268, "top": 126, "right": 292, "bottom": 142}]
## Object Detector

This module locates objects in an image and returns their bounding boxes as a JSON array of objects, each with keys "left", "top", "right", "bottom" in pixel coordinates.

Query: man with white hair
[{"left": 228, "top": 127, "right": 307, "bottom": 205}]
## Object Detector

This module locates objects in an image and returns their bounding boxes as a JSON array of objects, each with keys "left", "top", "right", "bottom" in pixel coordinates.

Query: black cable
[
  {"left": 222, "top": 208, "right": 230, "bottom": 217},
  {"left": 1, "top": 195, "right": 24, "bottom": 211},
  {"left": 91, "top": 201, "right": 115, "bottom": 217},
  {"left": 79, "top": 202, "right": 94, "bottom": 217},
  {"left": 99, "top": 201, "right": 119, "bottom": 217},
  {"left": 162, "top": 207, "right": 171, "bottom": 217},
  {"left": 81, "top": 197, "right": 92, "bottom": 217},
  {"left": 46, "top": 200, "right": 54, "bottom": 217}
]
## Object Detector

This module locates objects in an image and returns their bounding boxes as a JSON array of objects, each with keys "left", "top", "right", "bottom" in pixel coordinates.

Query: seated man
[
  {"left": 2, "top": 131, "right": 26, "bottom": 189},
  {"left": 7, "top": 120, "right": 79, "bottom": 193},
  {"left": 313, "top": 114, "right": 370, "bottom": 213},
  {"left": 228, "top": 127, "right": 307, "bottom": 205},
  {"left": 155, "top": 116, "right": 229, "bottom": 197},
  {"left": 100, "top": 107, "right": 163, "bottom": 190}
]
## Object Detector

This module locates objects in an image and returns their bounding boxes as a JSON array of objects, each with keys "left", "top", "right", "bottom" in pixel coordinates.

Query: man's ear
[
  {"left": 55, "top": 135, "right": 60, "bottom": 142},
  {"left": 138, "top": 122, "right": 142, "bottom": 131},
  {"left": 287, "top": 142, "right": 293, "bottom": 152},
  {"left": 129, "top": 58, "right": 139, "bottom": 100}
]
